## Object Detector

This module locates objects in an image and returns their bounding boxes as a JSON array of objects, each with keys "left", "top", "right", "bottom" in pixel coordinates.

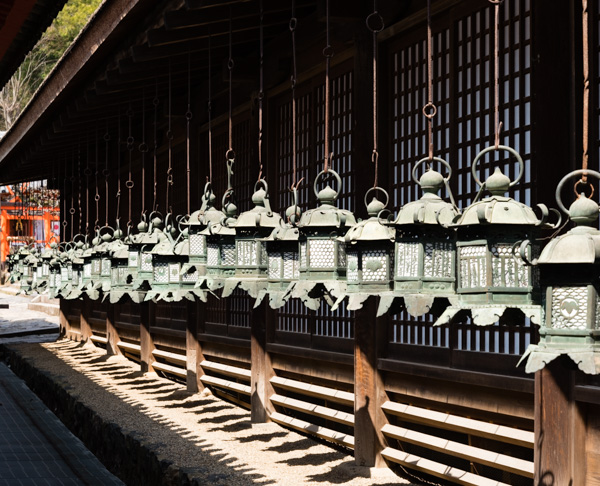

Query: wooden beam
[
  {"left": 250, "top": 299, "right": 274, "bottom": 423},
  {"left": 139, "top": 302, "right": 155, "bottom": 373},
  {"left": 185, "top": 299, "right": 199, "bottom": 392},
  {"left": 270, "top": 411, "right": 354, "bottom": 449},
  {"left": 59, "top": 298, "right": 69, "bottom": 337}
]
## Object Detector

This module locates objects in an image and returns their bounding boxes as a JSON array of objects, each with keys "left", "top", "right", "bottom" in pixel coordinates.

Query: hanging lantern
[
  {"left": 519, "top": 169, "right": 600, "bottom": 374},
  {"left": 435, "top": 146, "right": 557, "bottom": 326},
  {"left": 220, "top": 179, "right": 283, "bottom": 300},
  {"left": 330, "top": 187, "right": 395, "bottom": 311},
  {"left": 197, "top": 158, "right": 238, "bottom": 292},
  {"left": 378, "top": 159, "right": 459, "bottom": 317},
  {"left": 292, "top": 169, "right": 356, "bottom": 310},
  {"left": 128, "top": 212, "right": 162, "bottom": 300},
  {"left": 64, "top": 235, "right": 88, "bottom": 300},
  {"left": 179, "top": 183, "right": 222, "bottom": 297},
  {"left": 258, "top": 190, "right": 302, "bottom": 309},
  {"left": 145, "top": 214, "right": 194, "bottom": 303},
  {"left": 20, "top": 250, "right": 36, "bottom": 295},
  {"left": 84, "top": 227, "right": 114, "bottom": 301}
]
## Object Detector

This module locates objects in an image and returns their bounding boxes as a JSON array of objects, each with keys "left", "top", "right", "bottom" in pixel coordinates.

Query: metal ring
[
  {"left": 126, "top": 180, "right": 134, "bottom": 189},
  {"left": 411, "top": 156, "right": 453, "bottom": 185},
  {"left": 185, "top": 110, "right": 193, "bottom": 120},
  {"left": 226, "top": 148, "right": 236, "bottom": 161},
  {"left": 166, "top": 130, "right": 173, "bottom": 141},
  {"left": 69, "top": 208, "right": 76, "bottom": 215},
  {"left": 153, "top": 97, "right": 159, "bottom": 107},
  {"left": 555, "top": 169, "right": 600, "bottom": 215},
  {"left": 313, "top": 169, "right": 342, "bottom": 198},
  {"left": 366, "top": 11, "right": 384, "bottom": 33},
  {"left": 139, "top": 142, "right": 148, "bottom": 153},
  {"left": 203, "top": 181, "right": 213, "bottom": 200},
  {"left": 103, "top": 133, "right": 110, "bottom": 142},
  {"left": 228, "top": 58, "right": 235, "bottom": 70},
  {"left": 574, "top": 179, "right": 595, "bottom": 199},
  {"left": 322, "top": 45, "right": 335, "bottom": 58},
  {"left": 471, "top": 145, "right": 524, "bottom": 188},
  {"left": 289, "top": 17, "right": 297, "bottom": 31},
  {"left": 94, "top": 194, "right": 101, "bottom": 201},
  {"left": 62, "top": 221, "right": 68, "bottom": 227},
  {"left": 102, "top": 169, "right": 110, "bottom": 177},
  {"left": 83, "top": 168, "right": 92, "bottom": 176},
  {"left": 127, "top": 136, "right": 134, "bottom": 146},
  {"left": 253, "top": 178, "right": 269, "bottom": 194},
  {"left": 364, "top": 186, "right": 389, "bottom": 209},
  {"left": 422, "top": 102, "right": 437, "bottom": 119}
]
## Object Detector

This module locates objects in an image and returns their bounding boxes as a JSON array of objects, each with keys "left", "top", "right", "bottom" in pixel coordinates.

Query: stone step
[{"left": 27, "top": 302, "right": 60, "bottom": 317}]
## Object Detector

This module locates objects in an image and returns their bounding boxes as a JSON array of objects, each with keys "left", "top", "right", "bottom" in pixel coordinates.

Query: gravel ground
[
  {"left": 4, "top": 338, "right": 417, "bottom": 485},
  {"left": 0, "top": 290, "right": 59, "bottom": 342}
]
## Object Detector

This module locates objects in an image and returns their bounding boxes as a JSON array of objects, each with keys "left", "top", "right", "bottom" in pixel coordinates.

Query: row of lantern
[{"left": 8, "top": 147, "right": 600, "bottom": 374}]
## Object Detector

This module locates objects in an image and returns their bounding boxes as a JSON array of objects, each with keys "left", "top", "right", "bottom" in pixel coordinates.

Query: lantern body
[
  {"left": 435, "top": 160, "right": 547, "bottom": 327},
  {"left": 294, "top": 170, "right": 356, "bottom": 310}
]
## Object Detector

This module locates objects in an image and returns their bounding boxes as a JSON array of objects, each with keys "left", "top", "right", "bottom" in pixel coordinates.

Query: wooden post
[
  {"left": 140, "top": 301, "right": 155, "bottom": 373},
  {"left": 354, "top": 297, "right": 387, "bottom": 468},
  {"left": 534, "top": 357, "right": 586, "bottom": 485},
  {"left": 186, "top": 300, "right": 199, "bottom": 392},
  {"left": 250, "top": 299, "right": 274, "bottom": 423},
  {"left": 196, "top": 299, "right": 207, "bottom": 391},
  {"left": 59, "top": 298, "right": 69, "bottom": 337},
  {"left": 106, "top": 303, "right": 121, "bottom": 356},
  {"left": 80, "top": 295, "right": 92, "bottom": 342}
]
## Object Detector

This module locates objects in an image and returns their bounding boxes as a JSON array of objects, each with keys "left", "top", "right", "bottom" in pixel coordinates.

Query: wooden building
[{"left": 0, "top": 0, "right": 597, "bottom": 484}]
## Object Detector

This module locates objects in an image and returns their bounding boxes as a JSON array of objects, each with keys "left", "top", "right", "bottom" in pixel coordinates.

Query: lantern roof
[
  {"left": 235, "top": 182, "right": 283, "bottom": 230},
  {"left": 187, "top": 184, "right": 223, "bottom": 228},
  {"left": 346, "top": 192, "right": 394, "bottom": 243},
  {"left": 456, "top": 194, "right": 542, "bottom": 226}
]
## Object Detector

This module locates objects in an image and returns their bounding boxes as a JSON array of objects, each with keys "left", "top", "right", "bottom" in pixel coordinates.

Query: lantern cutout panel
[
  {"left": 380, "top": 158, "right": 459, "bottom": 318},
  {"left": 197, "top": 186, "right": 238, "bottom": 293},
  {"left": 519, "top": 169, "right": 600, "bottom": 375},
  {"left": 435, "top": 146, "right": 556, "bottom": 327},
  {"left": 221, "top": 180, "right": 283, "bottom": 301},
  {"left": 293, "top": 169, "right": 356, "bottom": 310},
  {"left": 259, "top": 190, "right": 303, "bottom": 310},
  {"left": 127, "top": 213, "right": 163, "bottom": 301},
  {"left": 183, "top": 182, "right": 224, "bottom": 280},
  {"left": 329, "top": 187, "right": 395, "bottom": 312}
]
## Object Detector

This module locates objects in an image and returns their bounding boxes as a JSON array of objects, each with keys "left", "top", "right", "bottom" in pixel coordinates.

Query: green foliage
[{"left": 0, "top": 0, "right": 102, "bottom": 130}]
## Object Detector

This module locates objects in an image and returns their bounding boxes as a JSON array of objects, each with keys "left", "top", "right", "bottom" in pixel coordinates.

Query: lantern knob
[
  {"left": 314, "top": 169, "right": 342, "bottom": 205},
  {"left": 251, "top": 180, "right": 268, "bottom": 207},
  {"left": 364, "top": 187, "right": 389, "bottom": 217},
  {"left": 555, "top": 169, "right": 600, "bottom": 226},
  {"left": 411, "top": 157, "right": 453, "bottom": 195},
  {"left": 485, "top": 167, "right": 511, "bottom": 195}
]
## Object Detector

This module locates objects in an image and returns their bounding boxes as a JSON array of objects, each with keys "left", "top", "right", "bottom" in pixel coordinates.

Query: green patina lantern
[
  {"left": 292, "top": 169, "right": 356, "bottom": 310},
  {"left": 145, "top": 214, "right": 196, "bottom": 303},
  {"left": 520, "top": 169, "right": 600, "bottom": 374},
  {"left": 127, "top": 212, "right": 163, "bottom": 298},
  {"left": 331, "top": 187, "right": 395, "bottom": 312},
  {"left": 64, "top": 235, "right": 88, "bottom": 300},
  {"left": 20, "top": 251, "right": 37, "bottom": 295},
  {"left": 435, "top": 146, "right": 557, "bottom": 327},
  {"left": 196, "top": 160, "right": 238, "bottom": 293},
  {"left": 183, "top": 183, "right": 223, "bottom": 278},
  {"left": 379, "top": 158, "right": 459, "bottom": 317},
  {"left": 221, "top": 179, "right": 283, "bottom": 300},
  {"left": 84, "top": 227, "right": 114, "bottom": 301},
  {"left": 258, "top": 190, "right": 302, "bottom": 309}
]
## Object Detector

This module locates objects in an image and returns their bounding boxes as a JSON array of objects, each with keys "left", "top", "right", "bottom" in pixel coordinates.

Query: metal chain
[
  {"left": 367, "top": 0, "right": 383, "bottom": 188},
  {"left": 186, "top": 51, "right": 193, "bottom": 215},
  {"left": 104, "top": 120, "right": 110, "bottom": 227},
  {"left": 153, "top": 79, "right": 159, "bottom": 212},
  {"left": 490, "top": 0, "right": 504, "bottom": 149},
  {"left": 582, "top": 0, "right": 590, "bottom": 184},
  {"left": 85, "top": 136, "right": 90, "bottom": 236},
  {"left": 423, "top": 0, "right": 437, "bottom": 161},
  {"left": 166, "top": 60, "right": 173, "bottom": 214},
  {"left": 127, "top": 104, "right": 135, "bottom": 227},
  {"left": 62, "top": 158, "right": 67, "bottom": 239},
  {"left": 94, "top": 128, "right": 100, "bottom": 230},
  {"left": 77, "top": 146, "right": 82, "bottom": 235},
  {"left": 70, "top": 154, "right": 74, "bottom": 240},
  {"left": 323, "top": 0, "right": 333, "bottom": 173},
  {"left": 257, "top": 0, "right": 264, "bottom": 181},
  {"left": 208, "top": 32, "right": 213, "bottom": 184},
  {"left": 116, "top": 110, "right": 122, "bottom": 222},
  {"left": 227, "top": 9, "right": 235, "bottom": 163},
  {"left": 290, "top": 0, "right": 300, "bottom": 190},
  {"left": 140, "top": 88, "right": 148, "bottom": 216}
]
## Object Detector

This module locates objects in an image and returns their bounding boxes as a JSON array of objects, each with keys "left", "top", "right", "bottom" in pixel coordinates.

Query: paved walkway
[{"left": 0, "top": 362, "right": 123, "bottom": 485}]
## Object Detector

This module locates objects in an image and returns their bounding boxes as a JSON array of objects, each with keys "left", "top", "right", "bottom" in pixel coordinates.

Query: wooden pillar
[
  {"left": 196, "top": 299, "right": 207, "bottom": 391},
  {"left": 354, "top": 297, "right": 387, "bottom": 468},
  {"left": 80, "top": 296, "right": 92, "bottom": 342},
  {"left": 106, "top": 303, "right": 121, "bottom": 356},
  {"left": 250, "top": 300, "right": 274, "bottom": 423},
  {"left": 534, "top": 357, "right": 586, "bottom": 485},
  {"left": 59, "top": 298, "right": 69, "bottom": 337},
  {"left": 140, "top": 302, "right": 155, "bottom": 373},
  {"left": 186, "top": 300, "right": 200, "bottom": 392}
]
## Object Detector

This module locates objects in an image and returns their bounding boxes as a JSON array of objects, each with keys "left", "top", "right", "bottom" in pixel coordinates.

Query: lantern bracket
[
  {"left": 555, "top": 168, "right": 600, "bottom": 215},
  {"left": 364, "top": 186, "right": 389, "bottom": 209}
]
